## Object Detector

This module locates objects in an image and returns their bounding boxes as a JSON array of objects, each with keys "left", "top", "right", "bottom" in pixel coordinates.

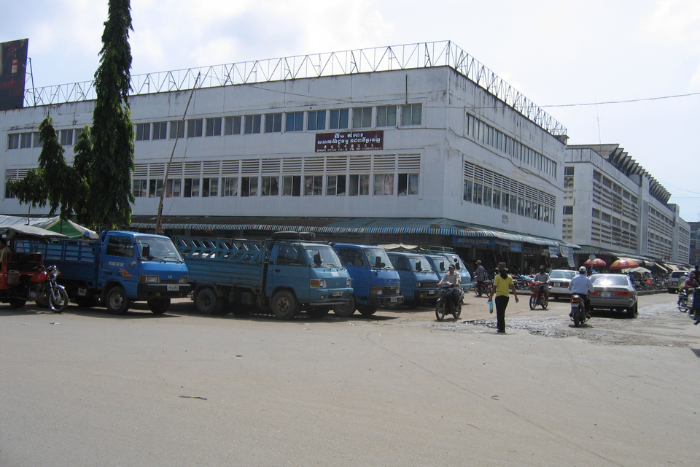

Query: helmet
[{"left": 579, "top": 266, "right": 587, "bottom": 273}]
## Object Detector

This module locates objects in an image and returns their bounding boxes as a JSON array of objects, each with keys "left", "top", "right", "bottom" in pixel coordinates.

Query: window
[
  {"left": 401, "top": 103, "right": 422, "bottom": 126},
  {"left": 33, "top": 132, "right": 42, "bottom": 148},
  {"left": 201, "top": 177, "right": 218, "bottom": 197},
  {"left": 493, "top": 189, "right": 501, "bottom": 209},
  {"left": 463, "top": 180, "right": 473, "bottom": 202},
  {"left": 244, "top": 115, "right": 261, "bottom": 134},
  {"left": 265, "top": 113, "right": 282, "bottom": 133},
  {"left": 74, "top": 128, "right": 84, "bottom": 142},
  {"left": 373, "top": 174, "right": 394, "bottom": 195},
  {"left": 206, "top": 118, "right": 222, "bottom": 137},
  {"left": 60, "top": 130, "right": 73, "bottom": 146},
  {"left": 282, "top": 176, "right": 301, "bottom": 196},
  {"left": 133, "top": 180, "right": 147, "bottom": 197},
  {"left": 5, "top": 181, "right": 16, "bottom": 199},
  {"left": 601, "top": 213, "right": 612, "bottom": 223},
  {"left": 564, "top": 166, "right": 574, "bottom": 176},
  {"left": 106, "top": 236, "right": 134, "bottom": 258},
  {"left": 377, "top": 106, "right": 397, "bottom": 127},
  {"left": 187, "top": 119, "right": 203, "bottom": 137},
  {"left": 593, "top": 171, "right": 602, "bottom": 183},
  {"left": 148, "top": 179, "right": 163, "bottom": 198},
  {"left": 326, "top": 175, "right": 346, "bottom": 195},
  {"left": 563, "top": 205, "right": 573, "bottom": 215},
  {"left": 225, "top": 116, "right": 241, "bottom": 135},
  {"left": 165, "top": 179, "right": 181, "bottom": 197},
  {"left": 592, "top": 209, "right": 600, "bottom": 218},
  {"left": 352, "top": 107, "right": 372, "bottom": 128},
  {"left": 304, "top": 175, "right": 323, "bottom": 195},
  {"left": 348, "top": 174, "right": 370, "bottom": 196},
  {"left": 170, "top": 121, "right": 184, "bottom": 139},
  {"left": 241, "top": 177, "right": 258, "bottom": 196},
  {"left": 261, "top": 176, "right": 279, "bottom": 196},
  {"left": 152, "top": 122, "right": 167, "bottom": 140},
  {"left": 396, "top": 173, "right": 418, "bottom": 196},
  {"left": 483, "top": 186, "right": 492, "bottom": 207},
  {"left": 222, "top": 177, "right": 238, "bottom": 196},
  {"left": 474, "top": 183, "right": 483, "bottom": 204},
  {"left": 501, "top": 193, "right": 510, "bottom": 211},
  {"left": 329, "top": 109, "right": 349, "bottom": 130},
  {"left": 184, "top": 178, "right": 200, "bottom": 197},
  {"left": 308, "top": 110, "right": 326, "bottom": 131},
  {"left": 285, "top": 112, "right": 304, "bottom": 132},
  {"left": 20, "top": 133, "right": 32, "bottom": 148},
  {"left": 135, "top": 123, "right": 150, "bottom": 141}
]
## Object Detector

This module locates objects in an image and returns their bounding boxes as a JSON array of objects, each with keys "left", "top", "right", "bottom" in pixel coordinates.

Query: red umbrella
[
  {"left": 610, "top": 258, "right": 639, "bottom": 270},
  {"left": 584, "top": 258, "right": 606, "bottom": 267}
]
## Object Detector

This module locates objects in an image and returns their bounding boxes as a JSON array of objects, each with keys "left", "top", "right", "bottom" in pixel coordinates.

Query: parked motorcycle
[
  {"left": 570, "top": 294, "right": 589, "bottom": 327},
  {"left": 24, "top": 265, "right": 69, "bottom": 313},
  {"left": 435, "top": 282, "right": 462, "bottom": 321},
  {"left": 528, "top": 281, "right": 549, "bottom": 310}
]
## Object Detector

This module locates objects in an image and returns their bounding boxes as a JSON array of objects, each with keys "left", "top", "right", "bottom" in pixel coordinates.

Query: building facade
[{"left": 2, "top": 42, "right": 571, "bottom": 272}]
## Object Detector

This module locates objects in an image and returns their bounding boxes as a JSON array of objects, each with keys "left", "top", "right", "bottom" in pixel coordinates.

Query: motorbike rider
[
  {"left": 569, "top": 266, "right": 594, "bottom": 318},
  {"left": 474, "top": 260, "right": 487, "bottom": 297},
  {"left": 533, "top": 265, "right": 550, "bottom": 299},
  {"left": 685, "top": 273, "right": 699, "bottom": 317},
  {"left": 438, "top": 264, "right": 462, "bottom": 309}
]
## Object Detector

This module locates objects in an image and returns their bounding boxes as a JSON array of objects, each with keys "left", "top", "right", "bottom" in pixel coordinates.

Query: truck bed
[{"left": 15, "top": 239, "right": 98, "bottom": 284}]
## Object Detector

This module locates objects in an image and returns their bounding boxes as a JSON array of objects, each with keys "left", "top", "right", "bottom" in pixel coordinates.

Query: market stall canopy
[
  {"left": 610, "top": 258, "right": 640, "bottom": 270},
  {"left": 0, "top": 224, "right": 67, "bottom": 239},
  {"left": 627, "top": 267, "right": 651, "bottom": 274},
  {"left": 584, "top": 258, "right": 606, "bottom": 267},
  {"left": 0, "top": 215, "right": 98, "bottom": 239}
]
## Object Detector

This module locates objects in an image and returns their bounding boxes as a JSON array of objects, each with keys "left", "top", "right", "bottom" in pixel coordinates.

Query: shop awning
[{"left": 130, "top": 216, "right": 566, "bottom": 247}]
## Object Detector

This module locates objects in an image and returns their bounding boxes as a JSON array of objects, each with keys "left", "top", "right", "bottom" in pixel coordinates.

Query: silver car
[
  {"left": 548, "top": 269, "right": 577, "bottom": 300},
  {"left": 588, "top": 274, "right": 638, "bottom": 317}
]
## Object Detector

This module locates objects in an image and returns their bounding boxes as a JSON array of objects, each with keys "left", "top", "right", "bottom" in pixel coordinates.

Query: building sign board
[
  {"left": 452, "top": 236, "right": 495, "bottom": 246},
  {"left": 315, "top": 131, "right": 383, "bottom": 152},
  {"left": 0, "top": 39, "right": 29, "bottom": 111}
]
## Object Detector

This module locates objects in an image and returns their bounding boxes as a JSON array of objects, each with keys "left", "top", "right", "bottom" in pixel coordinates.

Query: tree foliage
[{"left": 87, "top": 0, "right": 135, "bottom": 229}]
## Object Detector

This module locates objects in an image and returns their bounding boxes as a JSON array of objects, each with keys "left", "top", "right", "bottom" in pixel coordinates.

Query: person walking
[
  {"left": 487, "top": 262, "right": 519, "bottom": 333},
  {"left": 474, "top": 260, "right": 487, "bottom": 297}
]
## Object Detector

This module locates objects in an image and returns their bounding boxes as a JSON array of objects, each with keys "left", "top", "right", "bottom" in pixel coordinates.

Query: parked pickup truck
[
  {"left": 16, "top": 230, "right": 191, "bottom": 314},
  {"left": 331, "top": 243, "right": 403, "bottom": 317},
  {"left": 176, "top": 232, "right": 354, "bottom": 319}
]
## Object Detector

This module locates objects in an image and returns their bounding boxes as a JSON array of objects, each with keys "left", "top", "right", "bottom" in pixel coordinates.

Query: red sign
[{"left": 315, "top": 131, "right": 384, "bottom": 152}]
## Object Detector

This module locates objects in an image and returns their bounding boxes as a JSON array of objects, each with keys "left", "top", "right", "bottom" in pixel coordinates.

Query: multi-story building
[
  {"left": 564, "top": 144, "right": 689, "bottom": 268},
  {"left": 689, "top": 222, "right": 700, "bottom": 267},
  {"left": 1, "top": 41, "right": 570, "bottom": 272}
]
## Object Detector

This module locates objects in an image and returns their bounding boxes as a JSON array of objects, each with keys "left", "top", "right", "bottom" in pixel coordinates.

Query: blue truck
[
  {"left": 331, "top": 243, "right": 403, "bottom": 317},
  {"left": 424, "top": 252, "right": 472, "bottom": 297},
  {"left": 176, "top": 232, "right": 354, "bottom": 320},
  {"left": 386, "top": 251, "right": 439, "bottom": 306},
  {"left": 16, "top": 230, "right": 191, "bottom": 314}
]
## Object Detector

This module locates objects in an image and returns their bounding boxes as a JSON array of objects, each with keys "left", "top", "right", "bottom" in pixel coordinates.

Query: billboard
[
  {"left": 315, "top": 131, "right": 383, "bottom": 152},
  {"left": 0, "top": 39, "right": 29, "bottom": 111}
]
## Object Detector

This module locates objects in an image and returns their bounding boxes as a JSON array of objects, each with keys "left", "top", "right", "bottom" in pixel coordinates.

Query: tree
[{"left": 87, "top": 0, "right": 135, "bottom": 229}]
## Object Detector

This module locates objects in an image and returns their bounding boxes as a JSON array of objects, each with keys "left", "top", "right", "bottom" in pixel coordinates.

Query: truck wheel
[
  {"left": 270, "top": 290, "right": 299, "bottom": 320},
  {"left": 105, "top": 286, "right": 129, "bottom": 315},
  {"left": 357, "top": 305, "right": 377, "bottom": 317},
  {"left": 195, "top": 288, "right": 222, "bottom": 314},
  {"left": 333, "top": 295, "right": 356, "bottom": 317},
  {"left": 75, "top": 296, "right": 97, "bottom": 308},
  {"left": 148, "top": 298, "right": 171, "bottom": 314},
  {"left": 306, "top": 307, "right": 330, "bottom": 319},
  {"left": 9, "top": 299, "right": 26, "bottom": 309}
]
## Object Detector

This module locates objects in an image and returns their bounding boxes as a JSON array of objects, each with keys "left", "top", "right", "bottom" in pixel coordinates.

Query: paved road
[{"left": 1, "top": 293, "right": 699, "bottom": 466}]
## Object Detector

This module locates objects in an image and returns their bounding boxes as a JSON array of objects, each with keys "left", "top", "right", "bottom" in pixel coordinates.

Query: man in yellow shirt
[{"left": 487, "top": 262, "right": 519, "bottom": 333}]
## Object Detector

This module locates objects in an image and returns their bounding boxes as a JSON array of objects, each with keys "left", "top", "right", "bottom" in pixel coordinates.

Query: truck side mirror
[
  {"left": 141, "top": 244, "right": 150, "bottom": 258},
  {"left": 416, "top": 262, "right": 422, "bottom": 272},
  {"left": 375, "top": 257, "right": 384, "bottom": 268}
]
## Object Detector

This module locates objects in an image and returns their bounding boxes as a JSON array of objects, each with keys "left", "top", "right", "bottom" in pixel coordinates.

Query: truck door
[
  {"left": 267, "top": 244, "right": 311, "bottom": 296},
  {"left": 336, "top": 248, "right": 369, "bottom": 299},
  {"left": 97, "top": 234, "right": 139, "bottom": 296}
]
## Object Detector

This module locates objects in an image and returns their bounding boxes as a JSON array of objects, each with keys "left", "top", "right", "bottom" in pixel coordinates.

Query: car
[
  {"left": 588, "top": 273, "right": 638, "bottom": 317},
  {"left": 547, "top": 269, "right": 577, "bottom": 300},
  {"left": 667, "top": 271, "right": 689, "bottom": 294}
]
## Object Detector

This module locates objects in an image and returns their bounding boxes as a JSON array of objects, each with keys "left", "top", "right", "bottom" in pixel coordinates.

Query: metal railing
[{"left": 24, "top": 40, "right": 567, "bottom": 137}]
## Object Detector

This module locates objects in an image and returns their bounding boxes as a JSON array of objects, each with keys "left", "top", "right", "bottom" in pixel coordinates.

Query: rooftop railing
[{"left": 23, "top": 40, "right": 567, "bottom": 137}]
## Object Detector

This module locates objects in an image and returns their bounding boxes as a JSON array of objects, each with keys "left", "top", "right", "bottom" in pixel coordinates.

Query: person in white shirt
[
  {"left": 438, "top": 264, "right": 461, "bottom": 309},
  {"left": 569, "top": 266, "right": 594, "bottom": 317},
  {"left": 533, "top": 265, "right": 550, "bottom": 298}
]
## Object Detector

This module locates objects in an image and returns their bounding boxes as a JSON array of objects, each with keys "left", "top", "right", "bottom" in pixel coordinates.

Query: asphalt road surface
[{"left": 1, "top": 293, "right": 699, "bottom": 466}]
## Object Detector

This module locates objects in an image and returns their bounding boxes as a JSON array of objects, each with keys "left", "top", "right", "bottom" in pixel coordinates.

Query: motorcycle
[
  {"left": 435, "top": 282, "right": 462, "bottom": 321},
  {"left": 24, "top": 264, "right": 69, "bottom": 313},
  {"left": 528, "top": 281, "right": 549, "bottom": 310},
  {"left": 569, "top": 294, "right": 589, "bottom": 327},
  {"left": 678, "top": 288, "right": 691, "bottom": 313}
]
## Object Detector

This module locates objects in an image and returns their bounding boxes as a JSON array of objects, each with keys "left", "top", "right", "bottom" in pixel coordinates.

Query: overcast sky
[{"left": 3, "top": 0, "right": 699, "bottom": 221}]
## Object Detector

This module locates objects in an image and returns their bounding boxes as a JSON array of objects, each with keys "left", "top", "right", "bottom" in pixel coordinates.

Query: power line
[{"left": 543, "top": 92, "right": 700, "bottom": 108}]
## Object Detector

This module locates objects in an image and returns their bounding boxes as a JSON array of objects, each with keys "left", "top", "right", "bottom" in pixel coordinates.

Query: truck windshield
[
  {"left": 364, "top": 248, "right": 393, "bottom": 270},
  {"left": 411, "top": 256, "right": 432, "bottom": 272},
  {"left": 137, "top": 237, "right": 184, "bottom": 262},
  {"left": 304, "top": 245, "right": 342, "bottom": 268}
]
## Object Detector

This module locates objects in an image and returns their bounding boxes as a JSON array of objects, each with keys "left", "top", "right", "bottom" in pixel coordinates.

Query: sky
[{"left": 2, "top": 0, "right": 700, "bottom": 221}]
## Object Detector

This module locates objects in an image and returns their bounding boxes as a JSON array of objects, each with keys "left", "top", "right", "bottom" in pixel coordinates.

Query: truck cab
[
  {"left": 331, "top": 243, "right": 403, "bottom": 317},
  {"left": 386, "top": 252, "right": 439, "bottom": 306},
  {"left": 427, "top": 252, "right": 472, "bottom": 296}
]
